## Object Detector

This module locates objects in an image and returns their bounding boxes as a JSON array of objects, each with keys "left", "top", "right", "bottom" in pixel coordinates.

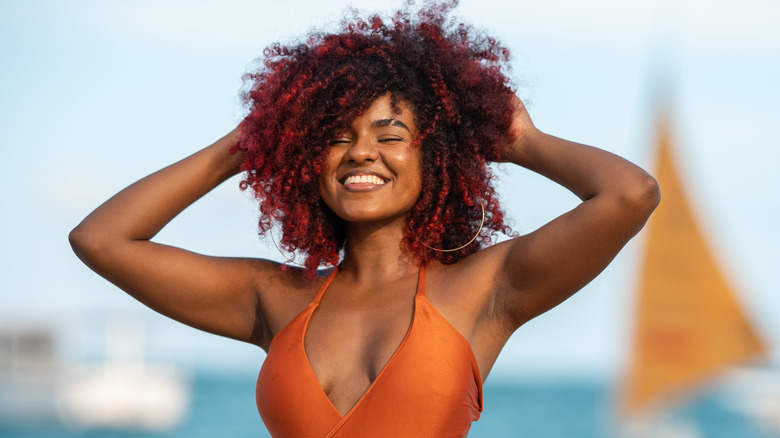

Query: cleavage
[{"left": 303, "top": 280, "right": 417, "bottom": 417}]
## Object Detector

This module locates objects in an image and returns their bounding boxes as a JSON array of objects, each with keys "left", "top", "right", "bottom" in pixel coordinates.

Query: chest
[
  {"left": 304, "top": 285, "right": 417, "bottom": 415},
  {"left": 256, "top": 286, "right": 484, "bottom": 436}
]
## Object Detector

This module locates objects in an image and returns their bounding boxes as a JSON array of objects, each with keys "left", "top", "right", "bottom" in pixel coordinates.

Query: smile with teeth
[{"left": 343, "top": 174, "right": 387, "bottom": 186}]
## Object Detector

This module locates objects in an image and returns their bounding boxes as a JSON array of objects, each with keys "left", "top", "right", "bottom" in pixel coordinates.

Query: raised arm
[
  {"left": 69, "top": 129, "right": 277, "bottom": 347},
  {"left": 492, "top": 96, "right": 660, "bottom": 329}
]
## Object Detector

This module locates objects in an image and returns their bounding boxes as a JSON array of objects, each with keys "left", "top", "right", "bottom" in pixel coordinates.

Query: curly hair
[{"left": 234, "top": 0, "right": 516, "bottom": 274}]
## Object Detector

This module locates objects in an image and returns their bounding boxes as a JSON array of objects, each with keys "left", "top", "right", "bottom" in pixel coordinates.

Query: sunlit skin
[
  {"left": 318, "top": 94, "right": 422, "bottom": 226},
  {"left": 69, "top": 90, "right": 659, "bottom": 417},
  {"left": 65, "top": 1, "right": 665, "bottom": 427}
]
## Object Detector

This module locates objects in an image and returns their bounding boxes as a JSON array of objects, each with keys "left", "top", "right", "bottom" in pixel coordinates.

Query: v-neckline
[{"left": 301, "top": 267, "right": 421, "bottom": 419}]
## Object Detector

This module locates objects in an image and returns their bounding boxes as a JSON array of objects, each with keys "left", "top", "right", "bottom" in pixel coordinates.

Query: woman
[{"left": 69, "top": 3, "right": 659, "bottom": 437}]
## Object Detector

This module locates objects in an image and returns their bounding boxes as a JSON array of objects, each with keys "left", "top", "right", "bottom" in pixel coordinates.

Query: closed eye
[
  {"left": 328, "top": 138, "right": 351, "bottom": 145},
  {"left": 378, "top": 137, "right": 404, "bottom": 143}
]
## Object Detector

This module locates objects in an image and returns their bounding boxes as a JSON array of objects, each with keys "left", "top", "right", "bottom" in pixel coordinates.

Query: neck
[{"left": 339, "top": 217, "right": 419, "bottom": 284}]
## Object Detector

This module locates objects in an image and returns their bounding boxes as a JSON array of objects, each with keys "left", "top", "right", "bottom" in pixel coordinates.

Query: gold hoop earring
[
  {"left": 422, "top": 201, "right": 485, "bottom": 252},
  {"left": 269, "top": 227, "right": 304, "bottom": 267}
]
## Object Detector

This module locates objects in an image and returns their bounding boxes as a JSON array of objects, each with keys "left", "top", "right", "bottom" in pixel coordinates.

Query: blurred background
[{"left": 1, "top": 0, "right": 778, "bottom": 437}]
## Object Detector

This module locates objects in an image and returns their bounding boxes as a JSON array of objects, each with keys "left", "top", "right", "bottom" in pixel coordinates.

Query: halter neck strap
[
  {"left": 312, "top": 268, "right": 337, "bottom": 305},
  {"left": 416, "top": 264, "right": 426, "bottom": 298}
]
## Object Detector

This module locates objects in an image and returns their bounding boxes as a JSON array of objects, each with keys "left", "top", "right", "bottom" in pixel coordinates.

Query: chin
[
  {"left": 338, "top": 211, "right": 385, "bottom": 223},
  {"left": 336, "top": 207, "right": 403, "bottom": 224}
]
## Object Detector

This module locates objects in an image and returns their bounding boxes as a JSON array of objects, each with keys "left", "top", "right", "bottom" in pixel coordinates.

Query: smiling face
[{"left": 318, "top": 93, "right": 423, "bottom": 224}]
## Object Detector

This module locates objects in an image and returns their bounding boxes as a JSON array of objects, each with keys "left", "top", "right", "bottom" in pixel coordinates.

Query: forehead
[{"left": 353, "top": 94, "right": 417, "bottom": 130}]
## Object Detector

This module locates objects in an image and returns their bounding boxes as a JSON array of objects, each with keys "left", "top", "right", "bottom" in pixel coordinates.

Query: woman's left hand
[
  {"left": 484, "top": 93, "right": 660, "bottom": 330},
  {"left": 497, "top": 94, "right": 539, "bottom": 164}
]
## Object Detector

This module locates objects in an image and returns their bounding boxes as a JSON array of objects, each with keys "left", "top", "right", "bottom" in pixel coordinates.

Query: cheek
[
  {"left": 400, "top": 153, "right": 424, "bottom": 206},
  {"left": 318, "top": 174, "right": 336, "bottom": 209},
  {"left": 410, "top": 150, "right": 424, "bottom": 190},
  {"left": 318, "top": 150, "right": 340, "bottom": 190}
]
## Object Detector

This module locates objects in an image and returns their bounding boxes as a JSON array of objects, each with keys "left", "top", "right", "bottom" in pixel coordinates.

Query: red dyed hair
[{"left": 234, "top": 1, "right": 516, "bottom": 274}]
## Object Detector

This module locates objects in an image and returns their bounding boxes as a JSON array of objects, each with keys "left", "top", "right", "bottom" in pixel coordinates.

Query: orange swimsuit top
[{"left": 256, "top": 265, "right": 483, "bottom": 438}]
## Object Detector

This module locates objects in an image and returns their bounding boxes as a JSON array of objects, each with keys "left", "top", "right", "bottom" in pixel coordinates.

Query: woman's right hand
[{"left": 69, "top": 129, "right": 277, "bottom": 348}]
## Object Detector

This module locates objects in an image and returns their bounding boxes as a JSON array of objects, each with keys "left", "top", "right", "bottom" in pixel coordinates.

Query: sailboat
[{"left": 618, "top": 104, "right": 769, "bottom": 435}]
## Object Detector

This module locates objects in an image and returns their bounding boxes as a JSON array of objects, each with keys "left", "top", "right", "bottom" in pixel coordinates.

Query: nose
[{"left": 344, "top": 136, "right": 379, "bottom": 163}]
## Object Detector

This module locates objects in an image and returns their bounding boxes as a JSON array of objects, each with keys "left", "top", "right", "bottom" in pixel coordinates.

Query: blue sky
[{"left": 1, "top": 0, "right": 778, "bottom": 380}]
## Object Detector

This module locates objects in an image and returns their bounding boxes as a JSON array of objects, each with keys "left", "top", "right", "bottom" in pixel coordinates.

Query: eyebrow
[{"left": 371, "top": 118, "right": 411, "bottom": 132}]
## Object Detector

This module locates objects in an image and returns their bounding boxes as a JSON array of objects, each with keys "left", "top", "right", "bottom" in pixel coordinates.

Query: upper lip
[{"left": 338, "top": 169, "right": 390, "bottom": 184}]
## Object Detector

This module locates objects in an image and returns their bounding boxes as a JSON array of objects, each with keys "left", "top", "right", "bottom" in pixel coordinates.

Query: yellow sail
[{"left": 621, "top": 111, "right": 767, "bottom": 414}]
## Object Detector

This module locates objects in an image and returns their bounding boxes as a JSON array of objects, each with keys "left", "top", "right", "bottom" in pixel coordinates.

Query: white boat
[{"left": 0, "top": 316, "right": 190, "bottom": 432}]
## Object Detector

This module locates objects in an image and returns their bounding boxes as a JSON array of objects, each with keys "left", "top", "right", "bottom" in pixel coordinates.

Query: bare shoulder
[
  {"left": 425, "top": 240, "right": 520, "bottom": 295},
  {"left": 423, "top": 244, "right": 513, "bottom": 335},
  {"left": 424, "top": 244, "right": 524, "bottom": 379},
  {"left": 250, "top": 262, "right": 333, "bottom": 349}
]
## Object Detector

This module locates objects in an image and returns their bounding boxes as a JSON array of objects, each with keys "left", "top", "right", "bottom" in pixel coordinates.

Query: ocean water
[{"left": 1, "top": 372, "right": 778, "bottom": 438}]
